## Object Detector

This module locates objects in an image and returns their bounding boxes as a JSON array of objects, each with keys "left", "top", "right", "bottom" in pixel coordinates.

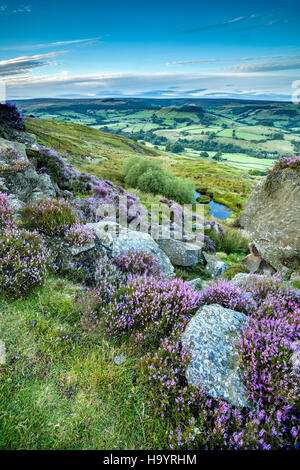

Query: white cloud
[
  {"left": 5, "top": 71, "right": 295, "bottom": 101},
  {"left": 0, "top": 37, "right": 101, "bottom": 51},
  {"left": 0, "top": 51, "right": 67, "bottom": 77},
  {"left": 226, "top": 58, "right": 300, "bottom": 73}
]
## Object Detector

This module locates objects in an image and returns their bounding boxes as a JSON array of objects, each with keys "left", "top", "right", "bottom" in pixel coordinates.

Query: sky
[{"left": 0, "top": 0, "right": 300, "bottom": 101}]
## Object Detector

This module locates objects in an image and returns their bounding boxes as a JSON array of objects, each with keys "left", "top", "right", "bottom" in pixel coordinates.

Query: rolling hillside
[{"left": 26, "top": 117, "right": 255, "bottom": 212}]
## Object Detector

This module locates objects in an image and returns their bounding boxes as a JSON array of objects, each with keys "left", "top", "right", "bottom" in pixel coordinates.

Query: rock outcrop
[
  {"left": 0, "top": 137, "right": 57, "bottom": 208},
  {"left": 236, "top": 161, "right": 300, "bottom": 271},
  {"left": 182, "top": 304, "right": 249, "bottom": 408},
  {"left": 87, "top": 221, "right": 174, "bottom": 277}
]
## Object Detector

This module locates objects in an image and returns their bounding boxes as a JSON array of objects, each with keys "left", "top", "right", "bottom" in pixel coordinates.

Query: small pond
[{"left": 194, "top": 191, "right": 234, "bottom": 220}]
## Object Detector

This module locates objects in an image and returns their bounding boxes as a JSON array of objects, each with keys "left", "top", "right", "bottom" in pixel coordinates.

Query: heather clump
[
  {"left": 65, "top": 223, "right": 95, "bottom": 247},
  {"left": 198, "top": 279, "right": 255, "bottom": 313},
  {"left": 21, "top": 197, "right": 78, "bottom": 237},
  {"left": 0, "top": 228, "right": 52, "bottom": 296},
  {"left": 113, "top": 250, "right": 160, "bottom": 276},
  {"left": 273, "top": 155, "right": 300, "bottom": 172},
  {"left": 140, "top": 277, "right": 299, "bottom": 449},
  {"left": 93, "top": 276, "right": 200, "bottom": 348},
  {"left": 239, "top": 290, "right": 300, "bottom": 408}
]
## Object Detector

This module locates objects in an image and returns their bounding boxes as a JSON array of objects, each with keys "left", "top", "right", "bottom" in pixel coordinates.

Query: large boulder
[
  {"left": 182, "top": 304, "right": 249, "bottom": 408},
  {"left": 236, "top": 163, "right": 300, "bottom": 271},
  {"left": 87, "top": 221, "right": 174, "bottom": 277}
]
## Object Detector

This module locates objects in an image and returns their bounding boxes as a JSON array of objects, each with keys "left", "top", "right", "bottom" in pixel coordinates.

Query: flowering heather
[
  {"left": 273, "top": 155, "right": 300, "bottom": 172},
  {"left": 96, "top": 276, "right": 200, "bottom": 347},
  {"left": 21, "top": 197, "right": 78, "bottom": 237},
  {"left": 93, "top": 184, "right": 108, "bottom": 198},
  {"left": 0, "top": 228, "right": 52, "bottom": 296},
  {"left": 65, "top": 223, "right": 95, "bottom": 247},
  {"left": 0, "top": 192, "right": 16, "bottom": 229},
  {"left": 113, "top": 250, "right": 160, "bottom": 276},
  {"left": 239, "top": 289, "right": 300, "bottom": 408},
  {"left": 197, "top": 279, "right": 255, "bottom": 313}
]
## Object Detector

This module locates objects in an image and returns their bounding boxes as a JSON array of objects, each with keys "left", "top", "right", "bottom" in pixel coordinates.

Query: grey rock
[
  {"left": 0, "top": 137, "right": 28, "bottom": 161},
  {"left": 237, "top": 166, "right": 300, "bottom": 271},
  {"left": 0, "top": 136, "right": 57, "bottom": 208},
  {"left": 114, "top": 353, "right": 126, "bottom": 365},
  {"left": 157, "top": 238, "right": 201, "bottom": 267},
  {"left": 187, "top": 278, "right": 202, "bottom": 290},
  {"left": 182, "top": 304, "right": 249, "bottom": 408},
  {"left": 45, "top": 236, "right": 100, "bottom": 272},
  {"left": 203, "top": 251, "right": 228, "bottom": 277},
  {"left": 87, "top": 221, "right": 174, "bottom": 277}
]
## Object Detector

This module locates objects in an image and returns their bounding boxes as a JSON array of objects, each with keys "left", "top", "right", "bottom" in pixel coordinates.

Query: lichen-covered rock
[
  {"left": 0, "top": 137, "right": 57, "bottom": 208},
  {"left": 242, "top": 242, "right": 276, "bottom": 275},
  {"left": 202, "top": 251, "right": 228, "bottom": 277},
  {"left": 237, "top": 164, "right": 300, "bottom": 271},
  {"left": 44, "top": 236, "right": 100, "bottom": 271},
  {"left": 87, "top": 221, "right": 174, "bottom": 277},
  {"left": 156, "top": 238, "right": 201, "bottom": 266},
  {"left": 182, "top": 304, "right": 249, "bottom": 408}
]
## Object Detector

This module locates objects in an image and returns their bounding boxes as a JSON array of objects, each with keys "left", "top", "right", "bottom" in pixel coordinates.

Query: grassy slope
[
  {"left": 26, "top": 118, "right": 254, "bottom": 212},
  {"left": 0, "top": 277, "right": 167, "bottom": 450},
  {"left": 25, "top": 118, "right": 157, "bottom": 184}
]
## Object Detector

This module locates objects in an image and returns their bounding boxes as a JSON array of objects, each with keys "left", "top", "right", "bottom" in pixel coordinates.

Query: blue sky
[{"left": 0, "top": 0, "right": 300, "bottom": 100}]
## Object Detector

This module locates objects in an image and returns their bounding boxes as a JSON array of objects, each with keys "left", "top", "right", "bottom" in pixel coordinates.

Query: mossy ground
[{"left": 0, "top": 277, "right": 169, "bottom": 450}]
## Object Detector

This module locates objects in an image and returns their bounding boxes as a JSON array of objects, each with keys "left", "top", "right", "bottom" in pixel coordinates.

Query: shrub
[
  {"left": 123, "top": 157, "right": 161, "bottom": 188},
  {"left": 93, "top": 184, "right": 108, "bottom": 198},
  {"left": 21, "top": 197, "right": 78, "bottom": 237},
  {"left": 0, "top": 192, "right": 16, "bottom": 229},
  {"left": 137, "top": 169, "right": 168, "bottom": 195},
  {"left": 65, "top": 223, "right": 95, "bottom": 247},
  {"left": 122, "top": 156, "right": 194, "bottom": 204},
  {"left": 113, "top": 250, "right": 160, "bottom": 276},
  {"left": 0, "top": 228, "right": 52, "bottom": 296},
  {"left": 239, "top": 290, "right": 300, "bottom": 408},
  {"left": 164, "top": 177, "right": 195, "bottom": 205}
]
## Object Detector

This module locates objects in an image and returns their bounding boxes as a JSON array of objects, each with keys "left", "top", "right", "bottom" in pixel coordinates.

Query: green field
[
  {"left": 25, "top": 117, "right": 255, "bottom": 212},
  {"left": 16, "top": 98, "right": 300, "bottom": 164}
]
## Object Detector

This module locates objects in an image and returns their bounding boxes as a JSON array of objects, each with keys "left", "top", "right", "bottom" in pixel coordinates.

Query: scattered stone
[
  {"left": 187, "top": 278, "right": 202, "bottom": 290},
  {"left": 10, "top": 355, "right": 20, "bottom": 364},
  {"left": 114, "top": 353, "right": 126, "bottom": 365},
  {"left": 182, "top": 304, "right": 249, "bottom": 408},
  {"left": 202, "top": 251, "right": 228, "bottom": 277}
]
